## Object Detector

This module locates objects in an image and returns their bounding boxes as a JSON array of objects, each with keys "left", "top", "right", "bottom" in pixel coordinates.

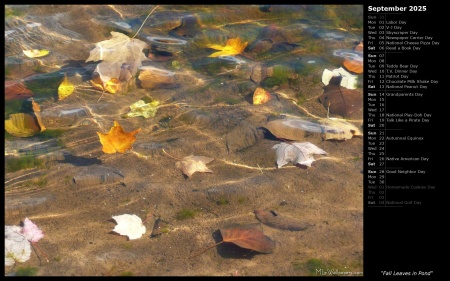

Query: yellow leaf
[
  {"left": 58, "top": 75, "right": 75, "bottom": 101},
  {"left": 23, "top": 49, "right": 50, "bottom": 58},
  {"left": 206, "top": 37, "right": 248, "bottom": 58},
  {"left": 91, "top": 77, "right": 121, "bottom": 94},
  {"left": 253, "top": 87, "right": 271, "bottom": 105},
  {"left": 97, "top": 120, "right": 141, "bottom": 154},
  {"left": 5, "top": 113, "right": 40, "bottom": 137}
]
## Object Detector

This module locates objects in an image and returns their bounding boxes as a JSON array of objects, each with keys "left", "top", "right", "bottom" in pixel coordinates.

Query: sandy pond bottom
[
  {"left": 5, "top": 4, "right": 363, "bottom": 276},
  {"left": 5, "top": 114, "right": 363, "bottom": 276}
]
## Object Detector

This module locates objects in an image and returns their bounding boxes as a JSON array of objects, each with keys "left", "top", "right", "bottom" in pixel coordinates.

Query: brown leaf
[
  {"left": 97, "top": 120, "right": 141, "bottom": 154},
  {"left": 220, "top": 223, "right": 276, "bottom": 254},
  {"left": 175, "top": 155, "right": 214, "bottom": 178},
  {"left": 5, "top": 81, "right": 33, "bottom": 101},
  {"left": 318, "top": 76, "right": 363, "bottom": 117}
]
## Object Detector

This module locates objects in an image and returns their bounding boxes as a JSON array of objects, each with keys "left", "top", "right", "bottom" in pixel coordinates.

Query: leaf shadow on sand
[{"left": 58, "top": 154, "right": 102, "bottom": 166}]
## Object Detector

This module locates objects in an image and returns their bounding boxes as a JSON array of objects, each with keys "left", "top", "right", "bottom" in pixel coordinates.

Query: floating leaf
[
  {"left": 253, "top": 87, "right": 271, "bottom": 105},
  {"left": 272, "top": 142, "right": 327, "bottom": 168},
  {"left": 58, "top": 75, "right": 75, "bottom": 101},
  {"left": 23, "top": 49, "right": 50, "bottom": 58},
  {"left": 122, "top": 100, "right": 160, "bottom": 119},
  {"left": 112, "top": 214, "right": 146, "bottom": 240},
  {"left": 206, "top": 37, "right": 248, "bottom": 57},
  {"left": 254, "top": 209, "right": 312, "bottom": 231},
  {"left": 318, "top": 76, "right": 363, "bottom": 117},
  {"left": 97, "top": 120, "right": 141, "bottom": 154},
  {"left": 175, "top": 155, "right": 214, "bottom": 178},
  {"left": 343, "top": 59, "right": 363, "bottom": 74},
  {"left": 5, "top": 113, "right": 40, "bottom": 137},
  {"left": 220, "top": 223, "right": 276, "bottom": 253}
]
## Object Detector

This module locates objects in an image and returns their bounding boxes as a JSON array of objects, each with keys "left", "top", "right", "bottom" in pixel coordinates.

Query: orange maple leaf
[
  {"left": 97, "top": 120, "right": 141, "bottom": 154},
  {"left": 206, "top": 37, "right": 248, "bottom": 57}
]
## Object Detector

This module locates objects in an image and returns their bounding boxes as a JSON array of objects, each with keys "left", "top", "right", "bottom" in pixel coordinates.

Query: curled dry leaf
[
  {"left": 97, "top": 120, "right": 141, "bottom": 154},
  {"left": 272, "top": 142, "right": 327, "bottom": 168},
  {"left": 175, "top": 155, "right": 214, "bottom": 177},
  {"left": 112, "top": 214, "right": 146, "bottom": 240},
  {"left": 206, "top": 37, "right": 248, "bottom": 57}
]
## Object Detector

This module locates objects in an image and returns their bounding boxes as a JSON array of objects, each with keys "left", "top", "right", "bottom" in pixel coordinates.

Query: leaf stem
[
  {"left": 189, "top": 241, "right": 223, "bottom": 259},
  {"left": 162, "top": 148, "right": 181, "bottom": 161},
  {"left": 31, "top": 242, "right": 49, "bottom": 262},
  {"left": 132, "top": 5, "right": 159, "bottom": 39}
]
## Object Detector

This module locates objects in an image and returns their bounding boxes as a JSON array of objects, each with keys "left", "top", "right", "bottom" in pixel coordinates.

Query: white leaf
[
  {"left": 112, "top": 214, "right": 146, "bottom": 240},
  {"left": 86, "top": 32, "right": 149, "bottom": 78},
  {"left": 5, "top": 226, "right": 31, "bottom": 266},
  {"left": 272, "top": 142, "right": 327, "bottom": 168}
]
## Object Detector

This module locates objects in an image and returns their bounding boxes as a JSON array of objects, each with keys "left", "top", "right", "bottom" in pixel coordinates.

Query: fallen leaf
[
  {"left": 97, "top": 120, "right": 141, "bottom": 154},
  {"left": 272, "top": 142, "right": 327, "bottom": 168},
  {"left": 31, "top": 98, "right": 46, "bottom": 132},
  {"left": 22, "top": 218, "right": 45, "bottom": 243},
  {"left": 23, "top": 49, "right": 50, "bottom": 58},
  {"left": 175, "top": 155, "right": 214, "bottom": 177},
  {"left": 58, "top": 75, "right": 75, "bottom": 101},
  {"left": 5, "top": 81, "right": 33, "bottom": 101},
  {"left": 122, "top": 99, "right": 160, "bottom": 119},
  {"left": 5, "top": 113, "right": 40, "bottom": 137},
  {"left": 5, "top": 225, "right": 31, "bottom": 266},
  {"left": 343, "top": 59, "right": 363, "bottom": 74},
  {"left": 85, "top": 31, "right": 149, "bottom": 80},
  {"left": 253, "top": 87, "right": 271, "bottom": 105},
  {"left": 254, "top": 209, "right": 312, "bottom": 231},
  {"left": 190, "top": 223, "right": 275, "bottom": 258},
  {"left": 5, "top": 218, "right": 46, "bottom": 266},
  {"left": 206, "top": 37, "right": 248, "bottom": 57},
  {"left": 90, "top": 75, "right": 121, "bottom": 94},
  {"left": 219, "top": 223, "right": 276, "bottom": 254},
  {"left": 112, "top": 214, "right": 146, "bottom": 240},
  {"left": 318, "top": 76, "right": 363, "bottom": 117}
]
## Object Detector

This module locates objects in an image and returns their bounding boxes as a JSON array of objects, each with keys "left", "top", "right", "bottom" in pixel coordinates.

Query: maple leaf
[
  {"left": 206, "top": 37, "right": 248, "bottom": 58},
  {"left": 122, "top": 99, "right": 160, "bottom": 119},
  {"left": 175, "top": 155, "right": 214, "bottom": 178},
  {"left": 97, "top": 120, "right": 141, "bottom": 154},
  {"left": 86, "top": 32, "right": 149, "bottom": 80},
  {"left": 272, "top": 142, "right": 327, "bottom": 168},
  {"left": 111, "top": 214, "right": 146, "bottom": 240}
]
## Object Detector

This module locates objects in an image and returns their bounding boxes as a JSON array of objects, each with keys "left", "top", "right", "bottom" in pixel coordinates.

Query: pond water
[{"left": 5, "top": 5, "right": 364, "bottom": 276}]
